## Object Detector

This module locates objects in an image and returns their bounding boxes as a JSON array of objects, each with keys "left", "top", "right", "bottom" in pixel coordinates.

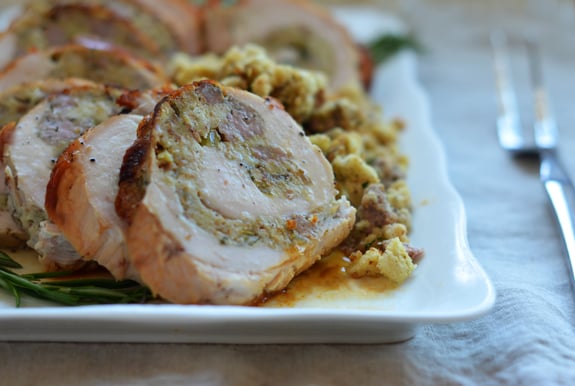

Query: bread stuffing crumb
[
  {"left": 170, "top": 44, "right": 326, "bottom": 123},
  {"left": 348, "top": 237, "right": 416, "bottom": 284}
]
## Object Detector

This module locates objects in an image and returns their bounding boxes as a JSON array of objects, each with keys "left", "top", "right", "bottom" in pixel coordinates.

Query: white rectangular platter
[{"left": 0, "top": 8, "right": 495, "bottom": 344}]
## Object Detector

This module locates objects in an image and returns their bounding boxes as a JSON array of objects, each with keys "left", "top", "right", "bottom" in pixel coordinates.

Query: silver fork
[{"left": 491, "top": 32, "right": 575, "bottom": 293}]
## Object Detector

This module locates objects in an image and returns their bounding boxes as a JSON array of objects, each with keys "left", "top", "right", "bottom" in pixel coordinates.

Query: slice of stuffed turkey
[
  {"left": 45, "top": 114, "right": 143, "bottom": 280},
  {"left": 0, "top": 78, "right": 98, "bottom": 248},
  {"left": 2, "top": 0, "right": 203, "bottom": 57},
  {"left": 0, "top": 84, "right": 126, "bottom": 269},
  {"left": 0, "top": 3, "right": 161, "bottom": 69},
  {"left": 115, "top": 80, "right": 356, "bottom": 305},
  {"left": 45, "top": 88, "right": 173, "bottom": 279},
  {"left": 0, "top": 44, "right": 168, "bottom": 93},
  {"left": 0, "top": 78, "right": 99, "bottom": 128},
  {"left": 202, "top": 0, "right": 363, "bottom": 92}
]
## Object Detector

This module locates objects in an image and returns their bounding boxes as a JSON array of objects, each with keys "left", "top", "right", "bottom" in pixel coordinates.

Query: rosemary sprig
[
  {"left": 368, "top": 33, "right": 423, "bottom": 65},
  {"left": 0, "top": 251, "right": 153, "bottom": 307},
  {"left": 0, "top": 252, "right": 23, "bottom": 269}
]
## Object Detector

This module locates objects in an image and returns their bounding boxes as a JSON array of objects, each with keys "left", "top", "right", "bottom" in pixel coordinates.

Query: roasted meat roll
[
  {"left": 0, "top": 78, "right": 97, "bottom": 248},
  {"left": 45, "top": 88, "right": 172, "bottom": 279},
  {"left": 203, "top": 0, "right": 363, "bottom": 92},
  {"left": 11, "top": 0, "right": 203, "bottom": 56},
  {"left": 115, "top": 80, "right": 356, "bottom": 304},
  {"left": 0, "top": 3, "right": 162, "bottom": 69},
  {"left": 0, "top": 45, "right": 167, "bottom": 93},
  {"left": 0, "top": 78, "right": 99, "bottom": 128},
  {"left": 46, "top": 114, "right": 143, "bottom": 280},
  {"left": 129, "top": 0, "right": 203, "bottom": 55},
  {"left": 0, "top": 84, "right": 126, "bottom": 269}
]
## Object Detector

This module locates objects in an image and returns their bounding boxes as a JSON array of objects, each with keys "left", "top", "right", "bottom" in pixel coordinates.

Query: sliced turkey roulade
[
  {"left": 203, "top": 0, "right": 363, "bottom": 92},
  {"left": 5, "top": 0, "right": 203, "bottom": 57},
  {"left": 45, "top": 114, "right": 143, "bottom": 280},
  {"left": 45, "top": 88, "right": 173, "bottom": 279},
  {"left": 0, "top": 3, "right": 161, "bottom": 69},
  {"left": 0, "top": 78, "right": 99, "bottom": 128},
  {"left": 0, "top": 84, "right": 126, "bottom": 269},
  {"left": 0, "top": 45, "right": 168, "bottom": 93},
  {"left": 115, "top": 80, "right": 356, "bottom": 304},
  {"left": 129, "top": 0, "right": 203, "bottom": 55},
  {"left": 0, "top": 78, "right": 98, "bottom": 248}
]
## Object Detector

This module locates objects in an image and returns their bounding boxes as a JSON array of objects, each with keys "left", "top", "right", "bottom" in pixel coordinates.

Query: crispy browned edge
[
  {"left": 44, "top": 130, "right": 83, "bottom": 228},
  {"left": 114, "top": 114, "right": 154, "bottom": 225},
  {"left": 0, "top": 122, "right": 17, "bottom": 165},
  {"left": 115, "top": 86, "right": 175, "bottom": 112},
  {"left": 114, "top": 80, "right": 224, "bottom": 225}
]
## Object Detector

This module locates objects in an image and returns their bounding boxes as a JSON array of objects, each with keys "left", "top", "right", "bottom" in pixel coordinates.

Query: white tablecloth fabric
[{"left": 1, "top": 1, "right": 575, "bottom": 384}]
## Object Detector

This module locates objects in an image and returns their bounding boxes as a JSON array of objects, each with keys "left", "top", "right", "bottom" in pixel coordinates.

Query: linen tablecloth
[{"left": 1, "top": 0, "right": 575, "bottom": 384}]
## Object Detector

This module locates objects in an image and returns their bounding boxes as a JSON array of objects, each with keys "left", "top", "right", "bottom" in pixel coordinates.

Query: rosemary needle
[
  {"left": 0, "top": 251, "right": 153, "bottom": 307},
  {"left": 0, "top": 252, "right": 23, "bottom": 269}
]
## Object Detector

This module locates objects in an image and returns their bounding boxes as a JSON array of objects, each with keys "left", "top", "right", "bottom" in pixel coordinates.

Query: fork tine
[
  {"left": 490, "top": 31, "right": 526, "bottom": 152},
  {"left": 524, "top": 39, "right": 558, "bottom": 150}
]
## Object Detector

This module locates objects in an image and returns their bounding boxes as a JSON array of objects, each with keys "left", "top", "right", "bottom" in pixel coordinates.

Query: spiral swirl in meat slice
[
  {"left": 0, "top": 3, "right": 162, "bottom": 70},
  {"left": 116, "top": 81, "right": 356, "bottom": 304},
  {"left": 0, "top": 45, "right": 167, "bottom": 93},
  {"left": 0, "top": 84, "right": 126, "bottom": 269}
]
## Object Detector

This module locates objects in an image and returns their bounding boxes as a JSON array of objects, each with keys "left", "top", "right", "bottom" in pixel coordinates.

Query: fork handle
[{"left": 540, "top": 153, "right": 575, "bottom": 291}]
